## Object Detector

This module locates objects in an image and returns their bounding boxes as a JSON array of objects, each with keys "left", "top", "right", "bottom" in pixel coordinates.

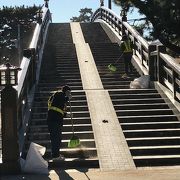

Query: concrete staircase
[
  {"left": 22, "top": 22, "right": 180, "bottom": 169},
  {"left": 80, "top": 22, "right": 180, "bottom": 167},
  {"left": 24, "top": 23, "right": 99, "bottom": 169}
]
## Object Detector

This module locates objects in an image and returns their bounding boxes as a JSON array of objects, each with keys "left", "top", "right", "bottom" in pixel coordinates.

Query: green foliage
[
  {"left": 70, "top": 8, "right": 93, "bottom": 22},
  {"left": 0, "top": 5, "right": 40, "bottom": 62},
  {"left": 114, "top": 0, "right": 180, "bottom": 54}
]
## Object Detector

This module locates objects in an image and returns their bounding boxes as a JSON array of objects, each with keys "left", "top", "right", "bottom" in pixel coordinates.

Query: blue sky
[{"left": 0, "top": 0, "right": 140, "bottom": 23}]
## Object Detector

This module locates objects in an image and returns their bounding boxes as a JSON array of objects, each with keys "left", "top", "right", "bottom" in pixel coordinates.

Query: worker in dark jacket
[
  {"left": 121, "top": 36, "right": 133, "bottom": 78},
  {"left": 47, "top": 85, "right": 72, "bottom": 160}
]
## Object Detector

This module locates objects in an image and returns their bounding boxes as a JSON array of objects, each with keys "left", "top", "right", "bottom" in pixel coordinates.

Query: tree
[
  {"left": 70, "top": 8, "right": 93, "bottom": 22},
  {"left": 0, "top": 5, "right": 40, "bottom": 64},
  {"left": 114, "top": 0, "right": 180, "bottom": 54}
]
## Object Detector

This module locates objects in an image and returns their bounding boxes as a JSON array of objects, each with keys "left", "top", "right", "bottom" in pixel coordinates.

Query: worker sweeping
[
  {"left": 121, "top": 35, "right": 133, "bottom": 78},
  {"left": 47, "top": 85, "right": 72, "bottom": 161}
]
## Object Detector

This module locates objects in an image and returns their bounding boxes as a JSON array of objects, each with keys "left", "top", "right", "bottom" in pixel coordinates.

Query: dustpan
[
  {"left": 108, "top": 64, "right": 117, "bottom": 72},
  {"left": 68, "top": 100, "right": 81, "bottom": 148}
]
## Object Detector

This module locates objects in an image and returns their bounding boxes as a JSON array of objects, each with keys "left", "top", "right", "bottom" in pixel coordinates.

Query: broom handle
[
  {"left": 114, "top": 51, "right": 124, "bottom": 64},
  {"left": 69, "top": 99, "right": 74, "bottom": 135}
]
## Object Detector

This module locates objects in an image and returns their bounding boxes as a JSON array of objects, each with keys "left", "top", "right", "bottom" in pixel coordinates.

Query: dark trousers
[
  {"left": 123, "top": 52, "right": 133, "bottom": 74},
  {"left": 47, "top": 111, "right": 63, "bottom": 158}
]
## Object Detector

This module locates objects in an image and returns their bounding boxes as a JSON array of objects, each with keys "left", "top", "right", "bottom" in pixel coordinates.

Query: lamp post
[
  {"left": 120, "top": 8, "right": 127, "bottom": 39},
  {"left": 121, "top": 8, "right": 127, "bottom": 22},
  {"left": 100, "top": 0, "right": 104, "bottom": 6},
  {"left": 108, "top": 0, "right": 112, "bottom": 9},
  {"left": 0, "top": 61, "right": 21, "bottom": 173},
  {"left": 36, "top": 9, "right": 43, "bottom": 24},
  {"left": 44, "top": 0, "right": 49, "bottom": 8}
]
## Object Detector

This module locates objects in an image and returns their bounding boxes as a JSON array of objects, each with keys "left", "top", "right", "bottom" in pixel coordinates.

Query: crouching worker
[{"left": 47, "top": 85, "right": 72, "bottom": 161}]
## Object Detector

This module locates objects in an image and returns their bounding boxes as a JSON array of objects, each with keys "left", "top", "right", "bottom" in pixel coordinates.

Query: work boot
[{"left": 52, "top": 154, "right": 65, "bottom": 161}]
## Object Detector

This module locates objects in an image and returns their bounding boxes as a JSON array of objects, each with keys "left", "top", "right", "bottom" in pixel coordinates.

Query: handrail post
[
  {"left": 157, "top": 45, "right": 166, "bottom": 83},
  {"left": 148, "top": 44, "right": 157, "bottom": 81},
  {"left": 172, "top": 70, "right": 178, "bottom": 101}
]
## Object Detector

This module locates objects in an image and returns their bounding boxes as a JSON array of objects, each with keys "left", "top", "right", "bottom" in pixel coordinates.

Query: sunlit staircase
[
  {"left": 24, "top": 23, "right": 99, "bottom": 169},
  {"left": 23, "top": 22, "right": 180, "bottom": 169},
  {"left": 81, "top": 22, "right": 180, "bottom": 167}
]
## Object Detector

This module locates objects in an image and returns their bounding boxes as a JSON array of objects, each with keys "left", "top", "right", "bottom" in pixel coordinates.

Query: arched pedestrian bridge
[{"left": 0, "top": 5, "right": 180, "bottom": 172}]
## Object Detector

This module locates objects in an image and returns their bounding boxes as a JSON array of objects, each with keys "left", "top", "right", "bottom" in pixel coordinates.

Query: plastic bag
[
  {"left": 130, "top": 75, "right": 150, "bottom": 89},
  {"left": 21, "top": 142, "right": 49, "bottom": 174}
]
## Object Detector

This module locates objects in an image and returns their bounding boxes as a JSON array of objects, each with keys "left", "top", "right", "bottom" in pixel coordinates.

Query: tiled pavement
[{"left": 70, "top": 22, "right": 135, "bottom": 170}]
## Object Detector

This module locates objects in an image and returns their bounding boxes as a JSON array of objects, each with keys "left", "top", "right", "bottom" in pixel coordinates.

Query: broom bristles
[
  {"left": 108, "top": 64, "right": 117, "bottom": 72},
  {"left": 68, "top": 135, "right": 80, "bottom": 148}
]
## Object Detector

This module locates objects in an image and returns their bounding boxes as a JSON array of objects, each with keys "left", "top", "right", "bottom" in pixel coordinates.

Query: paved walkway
[
  {"left": 70, "top": 22, "right": 135, "bottom": 170},
  {"left": 2, "top": 167, "right": 180, "bottom": 180}
]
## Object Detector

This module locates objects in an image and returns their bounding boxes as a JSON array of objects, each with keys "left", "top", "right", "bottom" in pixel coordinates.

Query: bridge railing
[
  {"left": 91, "top": 7, "right": 180, "bottom": 102},
  {"left": 15, "top": 6, "right": 51, "bottom": 150},
  {"left": 157, "top": 46, "right": 180, "bottom": 101}
]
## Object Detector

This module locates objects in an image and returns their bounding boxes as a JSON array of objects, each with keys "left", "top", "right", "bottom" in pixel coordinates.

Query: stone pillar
[{"left": 1, "top": 85, "right": 20, "bottom": 174}]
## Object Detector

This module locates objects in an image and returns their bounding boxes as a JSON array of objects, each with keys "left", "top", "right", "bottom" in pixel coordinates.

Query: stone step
[
  {"left": 48, "top": 157, "right": 99, "bottom": 169},
  {"left": 34, "top": 94, "right": 86, "bottom": 100},
  {"left": 29, "top": 124, "right": 93, "bottom": 133},
  {"left": 40, "top": 74, "right": 81, "bottom": 79},
  {"left": 31, "top": 117, "right": 92, "bottom": 126},
  {"left": 114, "top": 103, "right": 169, "bottom": 110},
  {"left": 121, "top": 121, "right": 180, "bottom": 130},
  {"left": 116, "top": 109, "right": 174, "bottom": 116},
  {"left": 124, "top": 129, "right": 180, "bottom": 138},
  {"left": 33, "top": 100, "right": 88, "bottom": 107},
  {"left": 103, "top": 84, "right": 131, "bottom": 89},
  {"left": 35, "top": 90, "right": 86, "bottom": 96},
  {"left": 110, "top": 93, "right": 162, "bottom": 99},
  {"left": 118, "top": 114, "right": 178, "bottom": 123},
  {"left": 45, "top": 147, "right": 97, "bottom": 159},
  {"left": 39, "top": 79, "right": 82, "bottom": 83},
  {"left": 27, "top": 131, "right": 94, "bottom": 140},
  {"left": 109, "top": 89, "right": 158, "bottom": 94},
  {"left": 112, "top": 98, "right": 167, "bottom": 104},
  {"left": 133, "top": 155, "right": 180, "bottom": 167},
  {"left": 38, "top": 82, "right": 82, "bottom": 87},
  {"left": 32, "top": 111, "right": 90, "bottom": 119},
  {"left": 130, "top": 145, "right": 180, "bottom": 156},
  {"left": 32, "top": 106, "right": 88, "bottom": 113},
  {"left": 80, "top": 22, "right": 111, "bottom": 43},
  {"left": 127, "top": 137, "right": 180, "bottom": 146},
  {"left": 37, "top": 85, "right": 83, "bottom": 91},
  {"left": 26, "top": 139, "right": 96, "bottom": 149},
  {"left": 101, "top": 81, "right": 132, "bottom": 86}
]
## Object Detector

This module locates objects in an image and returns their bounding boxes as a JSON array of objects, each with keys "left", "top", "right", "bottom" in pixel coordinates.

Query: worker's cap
[{"left": 62, "top": 85, "right": 71, "bottom": 92}]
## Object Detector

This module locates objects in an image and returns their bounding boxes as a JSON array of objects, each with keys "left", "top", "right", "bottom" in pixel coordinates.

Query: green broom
[
  {"left": 108, "top": 52, "right": 124, "bottom": 72},
  {"left": 68, "top": 100, "right": 81, "bottom": 148}
]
